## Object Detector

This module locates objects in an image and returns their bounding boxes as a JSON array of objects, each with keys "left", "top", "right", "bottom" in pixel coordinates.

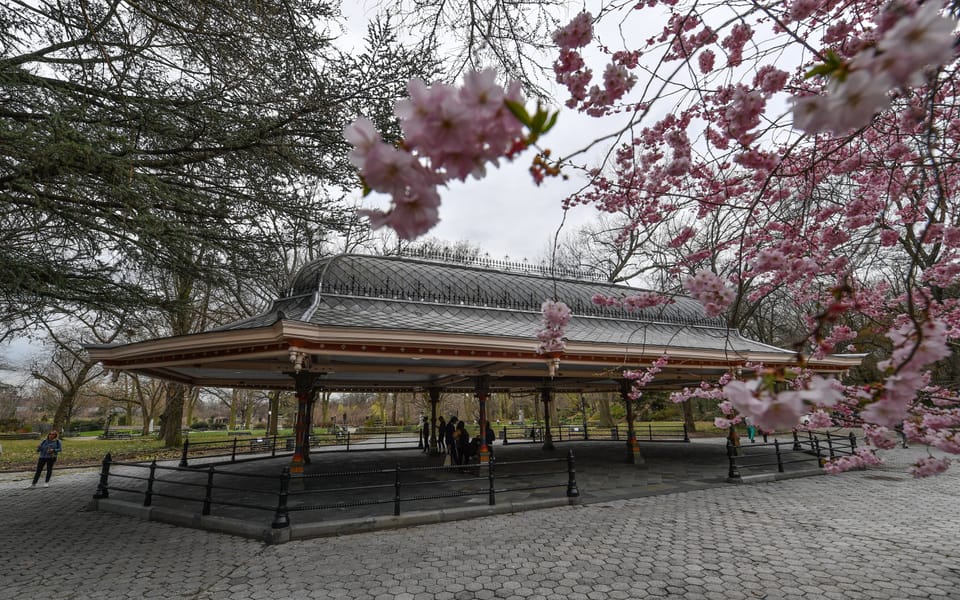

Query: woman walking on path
[{"left": 32, "top": 430, "right": 62, "bottom": 487}]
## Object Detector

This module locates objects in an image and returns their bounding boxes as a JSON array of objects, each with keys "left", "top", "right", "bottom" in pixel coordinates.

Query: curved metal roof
[
  {"left": 88, "top": 253, "right": 864, "bottom": 392},
  {"left": 258, "top": 253, "right": 724, "bottom": 329}
]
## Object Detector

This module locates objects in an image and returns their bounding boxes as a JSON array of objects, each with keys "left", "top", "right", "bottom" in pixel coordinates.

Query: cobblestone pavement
[{"left": 1, "top": 445, "right": 957, "bottom": 600}]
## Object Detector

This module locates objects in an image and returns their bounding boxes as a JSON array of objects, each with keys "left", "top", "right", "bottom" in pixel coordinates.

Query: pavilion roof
[{"left": 86, "top": 253, "right": 864, "bottom": 393}]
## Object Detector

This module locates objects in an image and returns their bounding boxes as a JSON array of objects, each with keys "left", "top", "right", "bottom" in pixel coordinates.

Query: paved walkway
[
  {"left": 79, "top": 437, "right": 822, "bottom": 540},
  {"left": 1, "top": 441, "right": 957, "bottom": 599}
]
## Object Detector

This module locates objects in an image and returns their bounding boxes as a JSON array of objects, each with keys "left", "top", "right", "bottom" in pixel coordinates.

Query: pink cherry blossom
[
  {"left": 863, "top": 425, "right": 899, "bottom": 450},
  {"left": 824, "top": 448, "right": 883, "bottom": 473},
  {"left": 825, "top": 71, "right": 893, "bottom": 132},
  {"left": 908, "top": 456, "right": 951, "bottom": 478},
  {"left": 698, "top": 49, "right": 715, "bottom": 73},
  {"left": 624, "top": 354, "right": 670, "bottom": 394},
  {"left": 793, "top": 3, "right": 956, "bottom": 135},
  {"left": 358, "top": 182, "right": 441, "bottom": 241},
  {"left": 684, "top": 270, "right": 735, "bottom": 317},
  {"left": 723, "top": 379, "right": 809, "bottom": 432},
  {"left": 791, "top": 94, "right": 834, "bottom": 134},
  {"left": 876, "top": 1, "right": 957, "bottom": 86},
  {"left": 345, "top": 69, "right": 536, "bottom": 239},
  {"left": 552, "top": 11, "right": 593, "bottom": 50},
  {"left": 797, "top": 410, "right": 834, "bottom": 429},
  {"left": 536, "top": 300, "right": 572, "bottom": 355},
  {"left": 343, "top": 118, "right": 382, "bottom": 169}
]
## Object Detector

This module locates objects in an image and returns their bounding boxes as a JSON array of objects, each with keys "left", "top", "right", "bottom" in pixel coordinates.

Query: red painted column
[
  {"left": 290, "top": 372, "right": 319, "bottom": 474},
  {"left": 620, "top": 378, "right": 643, "bottom": 465},
  {"left": 428, "top": 387, "right": 441, "bottom": 455},
  {"left": 541, "top": 386, "right": 555, "bottom": 451},
  {"left": 475, "top": 376, "right": 491, "bottom": 464}
]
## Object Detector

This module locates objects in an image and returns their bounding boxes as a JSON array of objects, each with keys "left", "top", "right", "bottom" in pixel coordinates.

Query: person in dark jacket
[
  {"left": 32, "top": 430, "right": 62, "bottom": 487},
  {"left": 455, "top": 420, "right": 470, "bottom": 465},
  {"left": 444, "top": 417, "right": 458, "bottom": 464},
  {"left": 436, "top": 416, "right": 447, "bottom": 453},
  {"left": 484, "top": 423, "right": 496, "bottom": 447},
  {"left": 421, "top": 415, "right": 430, "bottom": 453}
]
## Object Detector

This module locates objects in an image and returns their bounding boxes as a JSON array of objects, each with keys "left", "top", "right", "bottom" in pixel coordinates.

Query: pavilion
[{"left": 86, "top": 252, "right": 863, "bottom": 470}]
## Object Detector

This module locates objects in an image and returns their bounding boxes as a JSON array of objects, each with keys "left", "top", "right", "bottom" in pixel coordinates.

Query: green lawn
[
  {"left": 0, "top": 430, "right": 292, "bottom": 472},
  {"left": 0, "top": 437, "right": 176, "bottom": 472}
]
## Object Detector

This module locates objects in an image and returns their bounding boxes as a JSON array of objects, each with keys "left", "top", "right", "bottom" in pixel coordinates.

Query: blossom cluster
[
  {"left": 863, "top": 318, "right": 951, "bottom": 426},
  {"left": 535, "top": 300, "right": 572, "bottom": 355},
  {"left": 722, "top": 375, "right": 844, "bottom": 433},
  {"left": 591, "top": 292, "right": 674, "bottom": 311},
  {"left": 793, "top": 2, "right": 957, "bottom": 134},
  {"left": 670, "top": 373, "right": 731, "bottom": 406},
  {"left": 908, "top": 456, "right": 951, "bottom": 478},
  {"left": 796, "top": 409, "right": 833, "bottom": 430},
  {"left": 624, "top": 354, "right": 670, "bottom": 399},
  {"left": 344, "top": 69, "right": 527, "bottom": 239},
  {"left": 823, "top": 448, "right": 883, "bottom": 474},
  {"left": 684, "top": 270, "right": 735, "bottom": 318},
  {"left": 552, "top": 11, "right": 638, "bottom": 115},
  {"left": 862, "top": 424, "right": 899, "bottom": 450}
]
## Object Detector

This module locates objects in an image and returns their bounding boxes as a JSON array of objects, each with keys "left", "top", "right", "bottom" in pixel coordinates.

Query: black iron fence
[
  {"left": 93, "top": 450, "right": 579, "bottom": 529},
  {"left": 178, "top": 434, "right": 289, "bottom": 466},
  {"left": 177, "top": 429, "right": 430, "bottom": 466},
  {"left": 176, "top": 424, "right": 691, "bottom": 467},
  {"left": 727, "top": 430, "right": 859, "bottom": 479},
  {"left": 500, "top": 423, "right": 689, "bottom": 444}
]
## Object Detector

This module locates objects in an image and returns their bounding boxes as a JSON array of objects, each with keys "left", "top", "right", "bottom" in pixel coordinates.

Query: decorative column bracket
[{"left": 289, "top": 347, "right": 312, "bottom": 373}]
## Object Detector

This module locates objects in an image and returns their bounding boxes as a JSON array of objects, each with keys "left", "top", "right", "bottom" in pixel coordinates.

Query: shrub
[{"left": 0, "top": 417, "right": 22, "bottom": 432}]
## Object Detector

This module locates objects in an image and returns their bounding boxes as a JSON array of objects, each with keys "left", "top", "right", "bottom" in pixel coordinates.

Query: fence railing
[
  {"left": 793, "top": 429, "right": 858, "bottom": 459},
  {"left": 177, "top": 429, "right": 430, "bottom": 466},
  {"left": 93, "top": 450, "right": 580, "bottom": 529},
  {"left": 727, "top": 431, "right": 859, "bottom": 479},
  {"left": 95, "top": 453, "right": 280, "bottom": 516},
  {"left": 177, "top": 424, "right": 691, "bottom": 467},
  {"left": 500, "top": 423, "right": 689, "bottom": 445}
]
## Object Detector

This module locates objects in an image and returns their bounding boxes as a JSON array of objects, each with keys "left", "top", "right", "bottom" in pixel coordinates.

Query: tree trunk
[
  {"left": 320, "top": 390, "right": 330, "bottom": 427},
  {"left": 51, "top": 390, "right": 75, "bottom": 432},
  {"left": 183, "top": 387, "right": 200, "bottom": 430},
  {"left": 597, "top": 392, "right": 614, "bottom": 427},
  {"left": 682, "top": 399, "right": 697, "bottom": 433},
  {"left": 268, "top": 390, "right": 281, "bottom": 435},
  {"left": 161, "top": 383, "right": 186, "bottom": 447},
  {"left": 228, "top": 389, "right": 238, "bottom": 430}
]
